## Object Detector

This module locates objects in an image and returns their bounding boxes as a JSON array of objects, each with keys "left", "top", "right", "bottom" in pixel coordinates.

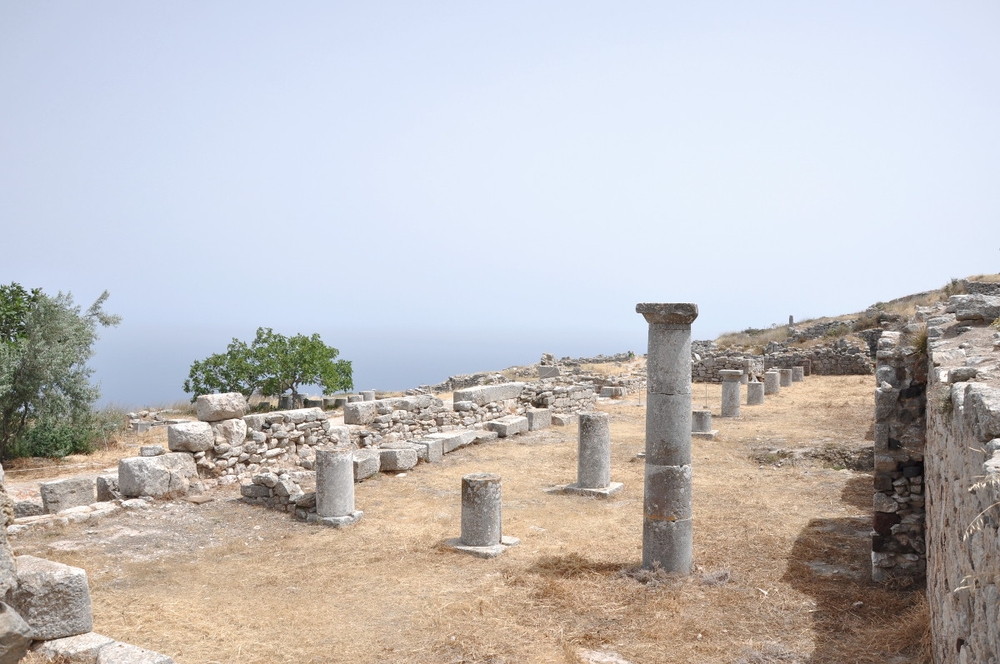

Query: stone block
[
  {"left": 352, "top": 448, "right": 381, "bottom": 481},
  {"left": 963, "top": 383, "right": 1000, "bottom": 442},
  {"left": 599, "top": 387, "right": 626, "bottom": 398},
  {"left": 195, "top": 392, "right": 247, "bottom": 422},
  {"left": 343, "top": 401, "right": 378, "bottom": 425},
  {"left": 378, "top": 447, "right": 418, "bottom": 472},
  {"left": 425, "top": 431, "right": 477, "bottom": 453},
  {"left": 118, "top": 453, "right": 198, "bottom": 499},
  {"left": 0, "top": 601, "right": 31, "bottom": 664},
  {"left": 210, "top": 419, "right": 247, "bottom": 448},
  {"left": 552, "top": 413, "right": 578, "bottom": 426},
  {"left": 8, "top": 555, "right": 92, "bottom": 640},
  {"left": 31, "top": 631, "right": 115, "bottom": 663},
  {"left": 166, "top": 421, "right": 213, "bottom": 453},
  {"left": 484, "top": 415, "right": 528, "bottom": 438},
  {"left": 95, "top": 476, "right": 120, "bottom": 503},
  {"left": 526, "top": 408, "right": 551, "bottom": 431},
  {"left": 96, "top": 642, "right": 175, "bottom": 664},
  {"left": 452, "top": 383, "right": 526, "bottom": 407},
  {"left": 13, "top": 500, "right": 44, "bottom": 519},
  {"left": 138, "top": 446, "right": 165, "bottom": 457},
  {"left": 411, "top": 439, "right": 444, "bottom": 463},
  {"left": 39, "top": 477, "right": 95, "bottom": 515},
  {"left": 538, "top": 366, "right": 561, "bottom": 378}
]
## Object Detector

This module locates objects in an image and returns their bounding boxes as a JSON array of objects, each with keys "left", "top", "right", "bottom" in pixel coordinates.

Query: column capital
[{"left": 636, "top": 302, "right": 699, "bottom": 325}]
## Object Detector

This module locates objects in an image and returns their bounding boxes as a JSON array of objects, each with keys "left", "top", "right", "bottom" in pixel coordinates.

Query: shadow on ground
[{"left": 781, "top": 474, "right": 927, "bottom": 664}]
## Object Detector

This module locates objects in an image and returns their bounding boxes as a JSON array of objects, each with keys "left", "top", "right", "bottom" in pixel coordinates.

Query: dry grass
[
  {"left": 10, "top": 377, "right": 930, "bottom": 664},
  {"left": 716, "top": 326, "right": 790, "bottom": 349}
]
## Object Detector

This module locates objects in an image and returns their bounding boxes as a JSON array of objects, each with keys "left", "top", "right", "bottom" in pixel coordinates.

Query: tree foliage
[
  {"left": 183, "top": 327, "right": 353, "bottom": 403},
  {"left": 0, "top": 285, "right": 121, "bottom": 459}
]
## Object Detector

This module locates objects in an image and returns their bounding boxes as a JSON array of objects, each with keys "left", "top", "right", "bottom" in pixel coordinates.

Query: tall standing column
[{"left": 637, "top": 302, "right": 698, "bottom": 573}]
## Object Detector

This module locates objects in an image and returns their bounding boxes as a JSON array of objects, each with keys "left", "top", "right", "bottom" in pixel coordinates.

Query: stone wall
[
  {"left": 690, "top": 339, "right": 872, "bottom": 383},
  {"left": 921, "top": 298, "right": 1000, "bottom": 664},
  {"left": 871, "top": 330, "right": 927, "bottom": 583}
]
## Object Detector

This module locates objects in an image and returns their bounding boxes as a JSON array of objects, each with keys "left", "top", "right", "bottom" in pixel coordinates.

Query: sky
[{"left": 2, "top": 2, "right": 999, "bottom": 408}]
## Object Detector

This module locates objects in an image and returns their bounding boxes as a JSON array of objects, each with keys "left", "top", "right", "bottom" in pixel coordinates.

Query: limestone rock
[
  {"left": 963, "top": 383, "right": 1000, "bottom": 442},
  {"left": 96, "top": 475, "right": 120, "bottom": 502},
  {"left": 0, "top": 602, "right": 31, "bottom": 664},
  {"left": 166, "top": 421, "right": 214, "bottom": 452},
  {"left": 353, "top": 448, "right": 381, "bottom": 481},
  {"left": 949, "top": 294, "right": 1000, "bottom": 322},
  {"left": 39, "top": 477, "right": 96, "bottom": 514},
  {"left": 7, "top": 555, "right": 92, "bottom": 640},
  {"left": 31, "top": 630, "right": 115, "bottom": 662},
  {"left": 195, "top": 392, "right": 247, "bottom": 422},
  {"left": 96, "top": 641, "right": 175, "bottom": 664},
  {"left": 211, "top": 418, "right": 247, "bottom": 448},
  {"left": 118, "top": 453, "right": 198, "bottom": 498}
]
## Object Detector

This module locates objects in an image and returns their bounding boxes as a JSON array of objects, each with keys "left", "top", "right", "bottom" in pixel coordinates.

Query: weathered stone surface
[
  {"left": 378, "top": 447, "right": 418, "bottom": 472},
  {"left": 195, "top": 392, "right": 247, "bottom": 422},
  {"left": 963, "top": 383, "right": 1000, "bottom": 442},
  {"left": 0, "top": 602, "right": 31, "bottom": 664},
  {"left": 39, "top": 477, "right": 96, "bottom": 515},
  {"left": 352, "top": 448, "right": 381, "bottom": 481},
  {"left": 948, "top": 294, "right": 1000, "bottom": 322},
  {"left": 484, "top": 415, "right": 528, "bottom": 438},
  {"left": 96, "top": 641, "right": 175, "bottom": 664},
  {"left": 343, "top": 401, "right": 378, "bottom": 425},
  {"left": 526, "top": 408, "right": 551, "bottom": 431},
  {"left": 166, "top": 421, "right": 213, "bottom": 452},
  {"left": 425, "top": 431, "right": 477, "bottom": 453},
  {"left": 95, "top": 476, "right": 120, "bottom": 503},
  {"left": 452, "top": 383, "right": 526, "bottom": 407},
  {"left": 7, "top": 555, "right": 92, "bottom": 640},
  {"left": 211, "top": 418, "right": 247, "bottom": 448},
  {"left": 13, "top": 500, "right": 44, "bottom": 519},
  {"left": 31, "top": 630, "right": 115, "bottom": 663},
  {"left": 118, "top": 453, "right": 198, "bottom": 498},
  {"left": 635, "top": 302, "right": 699, "bottom": 325},
  {"left": 552, "top": 413, "right": 578, "bottom": 426}
]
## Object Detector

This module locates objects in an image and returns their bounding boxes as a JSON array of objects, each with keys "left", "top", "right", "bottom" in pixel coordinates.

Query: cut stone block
[
  {"left": 352, "top": 448, "right": 381, "bottom": 481},
  {"left": 452, "top": 383, "right": 526, "bottom": 407},
  {"left": 485, "top": 415, "right": 528, "bottom": 438},
  {"left": 599, "top": 386, "right": 626, "bottom": 398},
  {"left": 378, "top": 447, "right": 418, "bottom": 472},
  {"left": 118, "top": 453, "right": 198, "bottom": 499},
  {"left": 166, "top": 421, "right": 213, "bottom": 453},
  {"left": 8, "top": 555, "right": 92, "bottom": 640},
  {"left": 96, "top": 641, "right": 176, "bottom": 664},
  {"left": 411, "top": 439, "right": 444, "bottom": 463},
  {"left": 0, "top": 601, "right": 31, "bottom": 664},
  {"left": 343, "top": 401, "right": 378, "bottom": 425},
  {"left": 39, "top": 477, "right": 95, "bottom": 515},
  {"left": 425, "top": 431, "right": 477, "bottom": 453},
  {"left": 526, "top": 408, "right": 551, "bottom": 431},
  {"left": 31, "top": 631, "right": 115, "bottom": 663},
  {"left": 138, "top": 446, "right": 165, "bottom": 457},
  {"left": 210, "top": 418, "right": 247, "bottom": 447},
  {"left": 96, "top": 476, "right": 120, "bottom": 503},
  {"left": 538, "top": 366, "right": 561, "bottom": 378},
  {"left": 195, "top": 392, "right": 247, "bottom": 422},
  {"left": 552, "top": 413, "right": 578, "bottom": 426}
]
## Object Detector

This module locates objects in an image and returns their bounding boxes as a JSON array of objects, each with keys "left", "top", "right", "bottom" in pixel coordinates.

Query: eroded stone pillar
[
  {"left": 792, "top": 366, "right": 805, "bottom": 382},
  {"left": 747, "top": 381, "right": 765, "bottom": 405},
  {"left": 637, "top": 302, "right": 698, "bottom": 573},
  {"left": 720, "top": 369, "right": 742, "bottom": 418},
  {"left": 779, "top": 369, "right": 793, "bottom": 387},
  {"left": 691, "top": 410, "right": 712, "bottom": 433},
  {"left": 564, "top": 413, "right": 623, "bottom": 497},
  {"left": 764, "top": 371, "right": 781, "bottom": 395},
  {"left": 315, "top": 449, "right": 363, "bottom": 526},
  {"left": 448, "top": 473, "right": 519, "bottom": 558}
]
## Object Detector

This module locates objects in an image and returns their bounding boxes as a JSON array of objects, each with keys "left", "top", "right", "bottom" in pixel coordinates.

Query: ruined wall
[
  {"left": 871, "top": 330, "right": 927, "bottom": 583},
  {"left": 691, "top": 340, "right": 872, "bottom": 383},
  {"left": 922, "top": 301, "right": 1000, "bottom": 664}
]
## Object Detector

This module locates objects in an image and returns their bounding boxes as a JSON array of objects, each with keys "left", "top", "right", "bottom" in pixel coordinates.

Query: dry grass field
[{"left": 8, "top": 376, "right": 929, "bottom": 664}]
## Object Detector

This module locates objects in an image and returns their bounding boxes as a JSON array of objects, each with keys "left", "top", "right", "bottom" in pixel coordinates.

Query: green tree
[
  {"left": 0, "top": 286, "right": 121, "bottom": 459},
  {"left": 183, "top": 327, "right": 353, "bottom": 403}
]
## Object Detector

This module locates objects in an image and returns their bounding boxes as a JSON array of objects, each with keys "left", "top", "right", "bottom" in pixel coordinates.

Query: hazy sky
[{"left": 2, "top": 2, "right": 998, "bottom": 407}]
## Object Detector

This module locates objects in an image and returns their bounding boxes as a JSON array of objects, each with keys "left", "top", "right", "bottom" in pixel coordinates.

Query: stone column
[
  {"left": 764, "top": 371, "right": 781, "bottom": 395},
  {"left": 792, "top": 366, "right": 805, "bottom": 382},
  {"left": 448, "top": 473, "right": 520, "bottom": 558},
  {"left": 315, "top": 449, "right": 362, "bottom": 526},
  {"left": 747, "top": 381, "right": 765, "bottom": 405},
  {"left": 564, "top": 413, "right": 623, "bottom": 497},
  {"left": 779, "top": 369, "right": 793, "bottom": 387},
  {"left": 361, "top": 390, "right": 376, "bottom": 402},
  {"left": 720, "top": 370, "right": 742, "bottom": 418},
  {"left": 691, "top": 410, "right": 712, "bottom": 433},
  {"left": 637, "top": 302, "right": 698, "bottom": 574}
]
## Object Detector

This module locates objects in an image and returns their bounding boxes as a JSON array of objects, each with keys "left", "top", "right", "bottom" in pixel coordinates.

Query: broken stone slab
[
  {"left": 377, "top": 447, "right": 418, "bottom": 472},
  {"left": 452, "top": 383, "right": 526, "bottom": 407},
  {"left": 948, "top": 294, "right": 1000, "bottom": 322},
  {"left": 599, "top": 386, "right": 626, "bottom": 398},
  {"left": 118, "top": 453, "right": 198, "bottom": 499},
  {"left": 526, "top": 408, "right": 551, "bottom": 431},
  {"left": 95, "top": 476, "right": 120, "bottom": 503},
  {"left": 166, "top": 421, "right": 213, "bottom": 453},
  {"left": 195, "top": 392, "right": 248, "bottom": 423},
  {"left": 0, "top": 601, "right": 31, "bottom": 664},
  {"left": 39, "top": 477, "right": 96, "bottom": 515},
  {"left": 343, "top": 401, "right": 378, "bottom": 425},
  {"left": 484, "top": 415, "right": 528, "bottom": 438},
  {"left": 96, "top": 641, "right": 176, "bottom": 664},
  {"left": 410, "top": 439, "right": 444, "bottom": 463},
  {"left": 138, "top": 445, "right": 165, "bottom": 457},
  {"left": 424, "top": 431, "right": 477, "bottom": 454},
  {"left": 7, "top": 555, "right": 92, "bottom": 640},
  {"left": 352, "top": 448, "right": 381, "bottom": 481},
  {"left": 12, "top": 501, "right": 43, "bottom": 519},
  {"left": 538, "top": 366, "right": 561, "bottom": 379},
  {"left": 962, "top": 383, "right": 1000, "bottom": 442},
  {"left": 31, "top": 630, "right": 115, "bottom": 663}
]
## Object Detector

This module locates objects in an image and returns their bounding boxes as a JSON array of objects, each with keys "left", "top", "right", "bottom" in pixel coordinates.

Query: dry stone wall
[{"left": 691, "top": 339, "right": 872, "bottom": 383}]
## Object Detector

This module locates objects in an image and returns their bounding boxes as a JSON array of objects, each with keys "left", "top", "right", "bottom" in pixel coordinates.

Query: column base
[
  {"left": 691, "top": 430, "right": 719, "bottom": 440},
  {"left": 445, "top": 535, "right": 520, "bottom": 559},
  {"left": 307, "top": 510, "right": 364, "bottom": 528},
  {"left": 549, "top": 482, "right": 624, "bottom": 499}
]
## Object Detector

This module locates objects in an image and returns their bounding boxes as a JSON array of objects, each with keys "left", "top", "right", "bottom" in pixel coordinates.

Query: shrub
[{"left": 8, "top": 406, "right": 127, "bottom": 459}]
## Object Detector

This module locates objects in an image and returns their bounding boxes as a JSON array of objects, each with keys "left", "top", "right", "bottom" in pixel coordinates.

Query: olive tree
[
  {"left": 0, "top": 285, "right": 121, "bottom": 459},
  {"left": 183, "top": 327, "right": 353, "bottom": 404}
]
